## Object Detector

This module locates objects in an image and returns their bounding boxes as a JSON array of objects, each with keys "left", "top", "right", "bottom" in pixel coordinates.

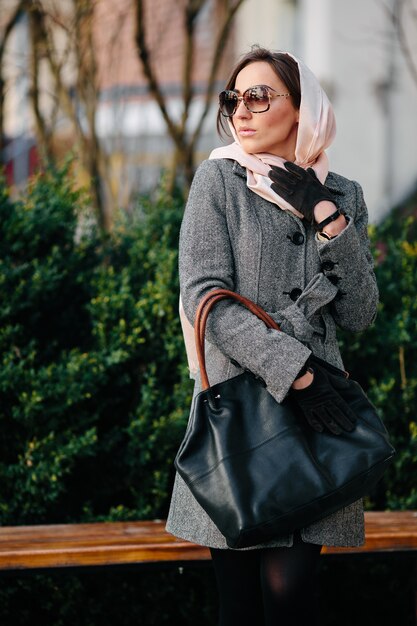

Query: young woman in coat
[{"left": 166, "top": 47, "right": 378, "bottom": 626}]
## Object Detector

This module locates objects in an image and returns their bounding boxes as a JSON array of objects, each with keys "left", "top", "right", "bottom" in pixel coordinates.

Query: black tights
[{"left": 210, "top": 533, "right": 322, "bottom": 626}]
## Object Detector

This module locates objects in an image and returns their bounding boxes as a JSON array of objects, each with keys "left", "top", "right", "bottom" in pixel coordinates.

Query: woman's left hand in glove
[
  {"left": 290, "top": 363, "right": 357, "bottom": 435},
  {"left": 268, "top": 161, "right": 337, "bottom": 223}
]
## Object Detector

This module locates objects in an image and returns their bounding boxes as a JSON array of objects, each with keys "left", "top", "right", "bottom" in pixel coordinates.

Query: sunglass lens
[
  {"left": 219, "top": 91, "right": 238, "bottom": 117},
  {"left": 244, "top": 86, "right": 269, "bottom": 112}
]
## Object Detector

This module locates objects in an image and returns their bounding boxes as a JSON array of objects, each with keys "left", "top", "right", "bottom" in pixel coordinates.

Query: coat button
[
  {"left": 290, "top": 232, "right": 305, "bottom": 245},
  {"left": 289, "top": 288, "right": 302, "bottom": 301},
  {"left": 321, "top": 260, "right": 335, "bottom": 272}
]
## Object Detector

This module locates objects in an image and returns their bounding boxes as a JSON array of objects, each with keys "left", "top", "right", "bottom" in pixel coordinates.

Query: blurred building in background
[{"left": 1, "top": 0, "right": 416, "bottom": 222}]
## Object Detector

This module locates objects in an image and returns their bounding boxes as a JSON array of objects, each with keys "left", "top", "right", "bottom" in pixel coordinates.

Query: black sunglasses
[{"left": 219, "top": 84, "right": 290, "bottom": 117}]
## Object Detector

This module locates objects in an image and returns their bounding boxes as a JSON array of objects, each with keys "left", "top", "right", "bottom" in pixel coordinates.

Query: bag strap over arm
[{"left": 194, "top": 289, "right": 281, "bottom": 391}]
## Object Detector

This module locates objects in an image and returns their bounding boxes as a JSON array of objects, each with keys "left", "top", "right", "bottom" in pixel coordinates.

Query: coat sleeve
[
  {"left": 316, "top": 180, "right": 379, "bottom": 331},
  {"left": 179, "top": 160, "right": 311, "bottom": 403}
]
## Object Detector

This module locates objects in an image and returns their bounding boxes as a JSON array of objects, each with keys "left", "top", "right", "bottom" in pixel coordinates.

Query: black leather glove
[
  {"left": 268, "top": 161, "right": 337, "bottom": 223},
  {"left": 291, "top": 363, "right": 357, "bottom": 435}
]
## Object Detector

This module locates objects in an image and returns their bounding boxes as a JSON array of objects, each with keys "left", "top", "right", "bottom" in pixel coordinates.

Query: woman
[{"left": 166, "top": 47, "right": 378, "bottom": 626}]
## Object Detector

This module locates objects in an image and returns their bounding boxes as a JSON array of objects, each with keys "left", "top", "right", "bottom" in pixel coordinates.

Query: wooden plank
[
  {"left": 0, "top": 521, "right": 209, "bottom": 570},
  {"left": 0, "top": 512, "right": 416, "bottom": 571}
]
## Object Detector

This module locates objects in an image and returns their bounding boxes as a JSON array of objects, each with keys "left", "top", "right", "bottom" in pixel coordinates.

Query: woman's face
[{"left": 232, "top": 61, "right": 299, "bottom": 160}]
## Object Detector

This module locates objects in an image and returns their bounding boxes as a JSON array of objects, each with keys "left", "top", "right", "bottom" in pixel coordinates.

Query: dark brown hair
[{"left": 216, "top": 47, "right": 301, "bottom": 137}]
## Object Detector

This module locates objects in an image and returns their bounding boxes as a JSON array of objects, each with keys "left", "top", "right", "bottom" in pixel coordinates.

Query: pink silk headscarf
[{"left": 180, "top": 53, "right": 336, "bottom": 376}]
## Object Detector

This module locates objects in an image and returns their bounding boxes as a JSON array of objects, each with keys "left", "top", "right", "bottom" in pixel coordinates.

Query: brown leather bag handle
[{"left": 194, "top": 289, "right": 281, "bottom": 390}]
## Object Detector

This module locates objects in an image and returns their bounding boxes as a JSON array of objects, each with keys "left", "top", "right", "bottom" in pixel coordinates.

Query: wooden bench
[
  {"left": 0, "top": 511, "right": 415, "bottom": 571},
  {"left": 0, "top": 511, "right": 416, "bottom": 622}
]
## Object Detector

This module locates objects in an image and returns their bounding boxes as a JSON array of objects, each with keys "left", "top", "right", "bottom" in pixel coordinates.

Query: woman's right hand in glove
[{"left": 290, "top": 364, "right": 357, "bottom": 435}]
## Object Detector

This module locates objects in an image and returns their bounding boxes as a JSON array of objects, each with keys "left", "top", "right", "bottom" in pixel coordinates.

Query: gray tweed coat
[{"left": 166, "top": 158, "right": 378, "bottom": 549}]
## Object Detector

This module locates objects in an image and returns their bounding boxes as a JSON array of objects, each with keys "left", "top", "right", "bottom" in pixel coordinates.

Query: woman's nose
[{"left": 234, "top": 99, "right": 251, "bottom": 119}]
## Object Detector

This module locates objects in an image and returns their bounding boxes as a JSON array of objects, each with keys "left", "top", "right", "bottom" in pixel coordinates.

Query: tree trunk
[{"left": 28, "top": 5, "right": 55, "bottom": 165}]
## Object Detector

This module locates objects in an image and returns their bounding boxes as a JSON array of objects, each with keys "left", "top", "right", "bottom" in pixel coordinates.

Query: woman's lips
[{"left": 238, "top": 128, "right": 256, "bottom": 137}]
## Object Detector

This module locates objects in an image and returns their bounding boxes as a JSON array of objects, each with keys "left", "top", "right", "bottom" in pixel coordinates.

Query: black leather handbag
[{"left": 175, "top": 289, "right": 395, "bottom": 549}]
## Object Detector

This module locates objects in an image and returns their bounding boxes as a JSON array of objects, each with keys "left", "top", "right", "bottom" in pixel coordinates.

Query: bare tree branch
[
  {"left": 134, "top": 0, "right": 183, "bottom": 146},
  {"left": 380, "top": 0, "right": 417, "bottom": 87},
  {"left": 395, "top": 0, "right": 417, "bottom": 86},
  {"left": 190, "top": 0, "right": 245, "bottom": 150},
  {"left": 33, "top": 2, "right": 86, "bottom": 142},
  {"left": 134, "top": 0, "right": 246, "bottom": 189},
  {"left": 0, "top": 1, "right": 26, "bottom": 59},
  {"left": 179, "top": 0, "right": 206, "bottom": 133},
  {"left": 28, "top": 4, "right": 55, "bottom": 164},
  {"left": 30, "top": 0, "right": 114, "bottom": 231}
]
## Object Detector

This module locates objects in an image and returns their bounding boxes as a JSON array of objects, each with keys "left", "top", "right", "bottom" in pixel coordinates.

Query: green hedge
[
  {"left": 339, "top": 208, "right": 417, "bottom": 512},
  {"left": 0, "top": 168, "right": 416, "bottom": 626},
  {"left": 0, "top": 167, "right": 191, "bottom": 526}
]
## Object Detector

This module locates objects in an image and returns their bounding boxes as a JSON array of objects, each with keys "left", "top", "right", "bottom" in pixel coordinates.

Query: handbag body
[{"left": 175, "top": 289, "right": 395, "bottom": 549}]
